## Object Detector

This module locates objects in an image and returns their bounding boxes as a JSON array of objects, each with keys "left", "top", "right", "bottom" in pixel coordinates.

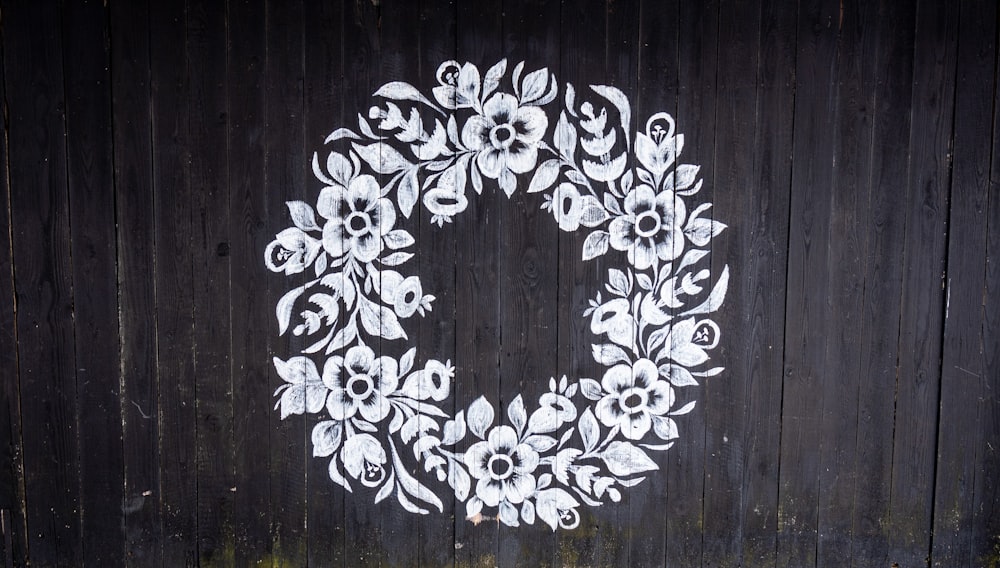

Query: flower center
[
  {"left": 635, "top": 211, "right": 661, "bottom": 238},
  {"left": 489, "top": 124, "right": 516, "bottom": 150},
  {"left": 345, "top": 212, "right": 372, "bottom": 237},
  {"left": 488, "top": 454, "right": 515, "bottom": 480},
  {"left": 619, "top": 387, "right": 648, "bottom": 413},
  {"left": 347, "top": 375, "right": 374, "bottom": 399}
]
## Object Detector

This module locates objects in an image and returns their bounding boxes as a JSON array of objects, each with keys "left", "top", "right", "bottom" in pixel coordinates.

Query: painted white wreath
[{"left": 265, "top": 59, "right": 729, "bottom": 530}]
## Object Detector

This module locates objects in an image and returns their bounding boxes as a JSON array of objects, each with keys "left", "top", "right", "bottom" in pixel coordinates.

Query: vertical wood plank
[
  {"left": 887, "top": 0, "right": 958, "bottom": 564},
  {"left": 775, "top": 0, "right": 840, "bottom": 565},
  {"left": 2, "top": 1, "right": 82, "bottom": 564},
  {"left": 264, "top": 0, "right": 309, "bottom": 563},
  {"left": 736, "top": 1, "right": 797, "bottom": 565},
  {"left": 226, "top": 0, "right": 272, "bottom": 564},
  {"left": 110, "top": 0, "right": 162, "bottom": 563},
  {"left": 702, "top": 0, "right": 762, "bottom": 565},
  {"left": 149, "top": 1, "right": 198, "bottom": 564},
  {"left": 185, "top": 0, "right": 236, "bottom": 563},
  {"left": 452, "top": 2, "right": 503, "bottom": 565},
  {"left": 413, "top": 2, "right": 459, "bottom": 566},
  {"left": 814, "top": 1, "right": 879, "bottom": 564},
  {"left": 849, "top": 0, "right": 916, "bottom": 564},
  {"left": 0, "top": 21, "right": 27, "bottom": 567},
  {"left": 931, "top": 0, "right": 996, "bottom": 565},
  {"left": 61, "top": 0, "right": 126, "bottom": 564}
]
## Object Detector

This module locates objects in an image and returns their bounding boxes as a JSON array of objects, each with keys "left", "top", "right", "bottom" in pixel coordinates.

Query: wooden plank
[
  {"left": 977, "top": 53, "right": 1000, "bottom": 566},
  {"left": 452, "top": 2, "right": 504, "bottom": 565},
  {"left": 775, "top": 0, "right": 840, "bottom": 565},
  {"left": 0, "top": 26, "right": 28, "bottom": 567},
  {"left": 2, "top": 1, "right": 83, "bottom": 564},
  {"left": 264, "top": 0, "right": 309, "bottom": 564},
  {"left": 850, "top": 0, "right": 916, "bottom": 564},
  {"left": 110, "top": 0, "right": 162, "bottom": 564},
  {"left": 736, "top": 0, "right": 796, "bottom": 564},
  {"left": 184, "top": 0, "right": 237, "bottom": 563},
  {"left": 931, "top": 0, "right": 996, "bottom": 565},
  {"left": 702, "top": 0, "right": 761, "bottom": 565},
  {"left": 226, "top": 0, "right": 272, "bottom": 564},
  {"left": 148, "top": 1, "right": 198, "bottom": 564},
  {"left": 814, "top": 0, "right": 879, "bottom": 564},
  {"left": 663, "top": 0, "right": 719, "bottom": 565},
  {"left": 61, "top": 0, "right": 126, "bottom": 564},
  {"left": 886, "top": 0, "right": 958, "bottom": 564},
  {"left": 412, "top": 3, "right": 459, "bottom": 566}
]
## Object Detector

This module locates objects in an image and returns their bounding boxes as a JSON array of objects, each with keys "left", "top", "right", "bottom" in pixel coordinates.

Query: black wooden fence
[{"left": 0, "top": 0, "right": 998, "bottom": 566}]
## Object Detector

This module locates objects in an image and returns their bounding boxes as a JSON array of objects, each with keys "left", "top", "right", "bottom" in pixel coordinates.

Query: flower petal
[
  {"left": 345, "top": 345, "right": 375, "bottom": 375},
  {"left": 632, "top": 359, "right": 659, "bottom": 389},
  {"left": 326, "top": 388, "right": 356, "bottom": 420},
  {"left": 483, "top": 92, "right": 518, "bottom": 123},
  {"left": 464, "top": 441, "right": 493, "bottom": 479},
  {"left": 645, "top": 381, "right": 675, "bottom": 415},
  {"left": 513, "top": 105, "right": 548, "bottom": 143},
  {"left": 601, "top": 363, "right": 634, "bottom": 394},
  {"left": 621, "top": 411, "right": 652, "bottom": 440},
  {"left": 477, "top": 148, "right": 504, "bottom": 179},
  {"left": 504, "top": 473, "right": 536, "bottom": 504},
  {"left": 488, "top": 425, "right": 519, "bottom": 454},
  {"left": 461, "top": 115, "right": 492, "bottom": 150},
  {"left": 476, "top": 477, "right": 502, "bottom": 507},
  {"left": 505, "top": 144, "right": 538, "bottom": 174},
  {"left": 358, "top": 392, "right": 390, "bottom": 423}
]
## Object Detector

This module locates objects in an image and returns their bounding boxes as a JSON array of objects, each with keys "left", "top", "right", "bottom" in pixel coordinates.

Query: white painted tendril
[{"left": 265, "top": 59, "right": 729, "bottom": 530}]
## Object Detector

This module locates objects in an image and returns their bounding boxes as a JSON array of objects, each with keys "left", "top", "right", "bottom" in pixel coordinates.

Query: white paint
[{"left": 265, "top": 59, "right": 729, "bottom": 529}]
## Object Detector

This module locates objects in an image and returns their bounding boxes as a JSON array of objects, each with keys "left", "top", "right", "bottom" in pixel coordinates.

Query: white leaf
[
  {"left": 670, "top": 401, "right": 697, "bottom": 416},
  {"left": 399, "top": 347, "right": 416, "bottom": 376},
  {"left": 499, "top": 501, "right": 520, "bottom": 527},
  {"left": 373, "top": 81, "right": 442, "bottom": 112},
  {"left": 397, "top": 167, "right": 420, "bottom": 218},
  {"left": 352, "top": 142, "right": 412, "bottom": 174},
  {"left": 673, "top": 164, "right": 700, "bottom": 190},
  {"left": 535, "top": 488, "right": 580, "bottom": 531},
  {"left": 652, "top": 415, "right": 679, "bottom": 441},
  {"left": 391, "top": 442, "right": 444, "bottom": 512},
  {"left": 579, "top": 408, "right": 599, "bottom": 453},
  {"left": 312, "top": 421, "right": 343, "bottom": 457},
  {"left": 441, "top": 411, "right": 466, "bottom": 445},
  {"left": 287, "top": 201, "right": 320, "bottom": 231},
  {"left": 401, "top": 415, "right": 439, "bottom": 444},
  {"left": 359, "top": 296, "right": 407, "bottom": 340},
  {"left": 582, "top": 153, "right": 627, "bottom": 182},
  {"left": 449, "top": 460, "right": 471, "bottom": 501},
  {"left": 396, "top": 488, "right": 429, "bottom": 515},
  {"left": 521, "top": 500, "right": 536, "bottom": 525},
  {"left": 579, "top": 378, "right": 603, "bottom": 400},
  {"left": 467, "top": 396, "right": 494, "bottom": 439},
  {"left": 662, "top": 364, "right": 698, "bottom": 387},
  {"left": 324, "top": 128, "right": 361, "bottom": 144},
  {"left": 592, "top": 344, "right": 629, "bottom": 366},
  {"left": 527, "top": 407, "right": 559, "bottom": 434},
  {"left": 384, "top": 229, "right": 415, "bottom": 250},
  {"left": 582, "top": 230, "right": 610, "bottom": 261},
  {"left": 600, "top": 441, "right": 659, "bottom": 476},
  {"left": 679, "top": 265, "right": 729, "bottom": 318},
  {"left": 527, "top": 159, "right": 560, "bottom": 193},
  {"left": 312, "top": 152, "right": 334, "bottom": 185},
  {"left": 326, "top": 151, "right": 354, "bottom": 186},
  {"left": 524, "top": 435, "right": 557, "bottom": 452},
  {"left": 276, "top": 284, "right": 311, "bottom": 335},
  {"left": 466, "top": 496, "right": 483, "bottom": 518},
  {"left": 508, "top": 395, "right": 527, "bottom": 435},
  {"left": 374, "top": 473, "right": 395, "bottom": 504},
  {"left": 482, "top": 58, "right": 507, "bottom": 99},
  {"left": 520, "top": 67, "right": 549, "bottom": 102},
  {"left": 328, "top": 458, "right": 352, "bottom": 493},
  {"left": 590, "top": 85, "right": 631, "bottom": 149},
  {"left": 578, "top": 196, "right": 610, "bottom": 227},
  {"left": 555, "top": 112, "right": 577, "bottom": 162},
  {"left": 608, "top": 268, "right": 629, "bottom": 295},
  {"left": 380, "top": 252, "right": 414, "bottom": 266},
  {"left": 553, "top": 448, "right": 581, "bottom": 485}
]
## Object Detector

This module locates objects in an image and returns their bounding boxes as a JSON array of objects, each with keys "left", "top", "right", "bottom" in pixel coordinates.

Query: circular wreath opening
[{"left": 265, "top": 59, "right": 729, "bottom": 530}]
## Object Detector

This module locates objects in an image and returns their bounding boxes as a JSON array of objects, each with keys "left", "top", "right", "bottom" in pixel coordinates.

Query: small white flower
[
  {"left": 264, "top": 228, "right": 321, "bottom": 275},
  {"left": 464, "top": 425, "right": 539, "bottom": 507}
]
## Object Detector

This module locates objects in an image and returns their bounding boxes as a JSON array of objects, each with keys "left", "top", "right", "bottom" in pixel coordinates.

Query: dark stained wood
[
  {"left": 776, "top": 0, "right": 840, "bottom": 565},
  {"left": 0, "top": 25, "right": 27, "bottom": 567},
  {"left": 703, "top": 0, "right": 762, "bottom": 565},
  {"left": 736, "top": 0, "right": 797, "bottom": 565},
  {"left": 264, "top": 0, "right": 309, "bottom": 564},
  {"left": 931, "top": 0, "right": 996, "bottom": 565},
  {"left": 887, "top": 0, "right": 958, "bottom": 565},
  {"left": 2, "top": 1, "right": 82, "bottom": 565},
  {"left": 148, "top": 1, "right": 199, "bottom": 564},
  {"left": 110, "top": 0, "right": 162, "bottom": 564},
  {"left": 61, "top": 0, "right": 126, "bottom": 565},
  {"left": 851, "top": 0, "right": 916, "bottom": 565},
  {"left": 815, "top": 0, "right": 879, "bottom": 563}
]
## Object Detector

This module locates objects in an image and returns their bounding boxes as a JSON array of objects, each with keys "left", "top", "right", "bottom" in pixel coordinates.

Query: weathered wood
[
  {"left": 264, "top": 0, "right": 309, "bottom": 564},
  {"left": 851, "top": 0, "right": 917, "bottom": 565},
  {"left": 61, "top": 0, "right": 126, "bottom": 564},
  {"left": 3, "top": 1, "right": 82, "bottom": 565},
  {"left": 776, "top": 0, "right": 841, "bottom": 565},
  {"left": 931, "top": 0, "right": 997, "bottom": 565}
]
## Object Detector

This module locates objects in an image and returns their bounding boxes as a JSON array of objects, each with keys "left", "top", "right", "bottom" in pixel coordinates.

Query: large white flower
[
  {"left": 609, "top": 185, "right": 686, "bottom": 270},
  {"left": 464, "top": 425, "right": 539, "bottom": 507},
  {"left": 317, "top": 174, "right": 397, "bottom": 263},
  {"left": 323, "top": 346, "right": 399, "bottom": 423},
  {"left": 595, "top": 359, "right": 674, "bottom": 440},
  {"left": 461, "top": 93, "right": 547, "bottom": 194}
]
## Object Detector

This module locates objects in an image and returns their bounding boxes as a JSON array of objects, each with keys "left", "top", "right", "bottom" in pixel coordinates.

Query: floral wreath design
[{"left": 265, "top": 59, "right": 729, "bottom": 530}]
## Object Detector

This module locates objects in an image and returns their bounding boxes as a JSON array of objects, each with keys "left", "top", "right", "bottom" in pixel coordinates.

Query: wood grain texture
[{"left": 2, "top": 1, "right": 82, "bottom": 565}]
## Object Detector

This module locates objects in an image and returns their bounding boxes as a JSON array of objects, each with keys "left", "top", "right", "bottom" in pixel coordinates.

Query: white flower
[
  {"left": 589, "top": 298, "right": 634, "bottom": 348},
  {"left": 609, "top": 184, "right": 686, "bottom": 270},
  {"left": 595, "top": 359, "right": 674, "bottom": 440},
  {"left": 317, "top": 174, "right": 397, "bottom": 263},
  {"left": 272, "top": 356, "right": 328, "bottom": 419},
  {"left": 264, "top": 227, "right": 321, "bottom": 275},
  {"left": 323, "top": 346, "right": 399, "bottom": 423},
  {"left": 342, "top": 433, "right": 388, "bottom": 487},
  {"left": 464, "top": 425, "right": 539, "bottom": 507},
  {"left": 461, "top": 93, "right": 547, "bottom": 194}
]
